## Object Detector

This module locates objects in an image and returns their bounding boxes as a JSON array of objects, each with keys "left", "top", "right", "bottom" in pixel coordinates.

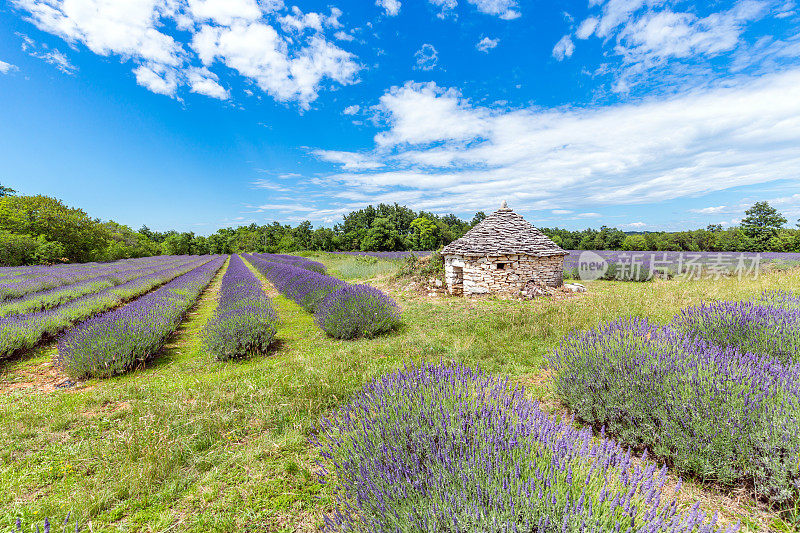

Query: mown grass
[{"left": 1, "top": 255, "right": 798, "bottom": 531}]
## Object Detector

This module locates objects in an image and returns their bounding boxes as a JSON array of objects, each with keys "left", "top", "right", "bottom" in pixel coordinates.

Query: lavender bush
[
  {"left": 251, "top": 253, "right": 327, "bottom": 274},
  {"left": 202, "top": 255, "right": 277, "bottom": 361},
  {"left": 0, "top": 257, "right": 190, "bottom": 317},
  {"left": 0, "top": 258, "right": 210, "bottom": 360},
  {"left": 314, "top": 284, "right": 400, "bottom": 339},
  {"left": 549, "top": 318, "right": 800, "bottom": 507},
  {"left": 673, "top": 290, "right": 800, "bottom": 365},
  {"left": 247, "top": 256, "right": 345, "bottom": 312},
  {"left": 57, "top": 257, "right": 225, "bottom": 378},
  {"left": 313, "top": 362, "right": 736, "bottom": 532}
]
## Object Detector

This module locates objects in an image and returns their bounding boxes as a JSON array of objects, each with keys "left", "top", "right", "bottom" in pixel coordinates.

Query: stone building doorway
[{"left": 451, "top": 265, "right": 464, "bottom": 295}]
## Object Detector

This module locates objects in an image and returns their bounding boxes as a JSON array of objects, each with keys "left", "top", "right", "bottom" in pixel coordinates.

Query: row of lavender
[
  {"left": 246, "top": 254, "right": 400, "bottom": 339},
  {"left": 314, "top": 362, "right": 735, "bottom": 532},
  {"left": 0, "top": 256, "right": 194, "bottom": 318},
  {"left": 328, "top": 250, "right": 432, "bottom": 260},
  {"left": 0, "top": 256, "right": 186, "bottom": 300},
  {"left": 550, "top": 290, "right": 800, "bottom": 510},
  {"left": 57, "top": 257, "right": 225, "bottom": 378},
  {"left": 0, "top": 257, "right": 211, "bottom": 360},
  {"left": 202, "top": 255, "right": 277, "bottom": 361},
  {"left": 563, "top": 250, "right": 800, "bottom": 281}
]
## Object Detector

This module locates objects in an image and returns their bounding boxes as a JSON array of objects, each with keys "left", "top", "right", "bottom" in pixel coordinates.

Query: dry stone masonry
[{"left": 442, "top": 202, "right": 568, "bottom": 298}]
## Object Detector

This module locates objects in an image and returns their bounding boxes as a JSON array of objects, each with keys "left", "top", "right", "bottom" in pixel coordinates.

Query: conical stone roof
[{"left": 442, "top": 204, "right": 568, "bottom": 257}]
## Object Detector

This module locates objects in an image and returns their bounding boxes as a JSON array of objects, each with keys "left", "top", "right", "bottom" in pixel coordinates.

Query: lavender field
[{"left": 1, "top": 251, "right": 799, "bottom": 532}]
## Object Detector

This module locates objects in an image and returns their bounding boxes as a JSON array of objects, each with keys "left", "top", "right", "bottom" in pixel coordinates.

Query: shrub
[
  {"left": 202, "top": 255, "right": 277, "bottom": 361},
  {"left": 673, "top": 291, "right": 800, "bottom": 365},
  {"left": 246, "top": 257, "right": 345, "bottom": 312},
  {"left": 314, "top": 284, "right": 400, "bottom": 339},
  {"left": 57, "top": 258, "right": 224, "bottom": 378},
  {"left": 549, "top": 318, "right": 800, "bottom": 507},
  {"left": 313, "top": 362, "right": 734, "bottom": 532}
]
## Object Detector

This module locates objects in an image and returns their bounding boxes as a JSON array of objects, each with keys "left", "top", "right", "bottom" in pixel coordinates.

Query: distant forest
[{"left": 1, "top": 185, "right": 798, "bottom": 266}]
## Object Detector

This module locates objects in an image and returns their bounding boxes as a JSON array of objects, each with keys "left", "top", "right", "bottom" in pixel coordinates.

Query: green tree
[
  {"left": 621, "top": 234, "right": 648, "bottom": 251},
  {"left": 409, "top": 216, "right": 440, "bottom": 250},
  {"left": 740, "top": 201, "right": 786, "bottom": 250},
  {"left": 0, "top": 195, "right": 109, "bottom": 262},
  {"left": 362, "top": 217, "right": 403, "bottom": 251},
  {"left": 0, "top": 184, "right": 16, "bottom": 197}
]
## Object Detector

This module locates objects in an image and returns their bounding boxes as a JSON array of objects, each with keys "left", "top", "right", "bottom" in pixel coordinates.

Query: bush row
[
  {"left": 0, "top": 258, "right": 211, "bottom": 360},
  {"left": 0, "top": 256, "right": 185, "bottom": 301},
  {"left": 314, "top": 362, "right": 734, "bottom": 532},
  {"left": 56, "top": 257, "right": 225, "bottom": 378},
  {"left": 550, "top": 290, "right": 800, "bottom": 509},
  {"left": 0, "top": 257, "right": 193, "bottom": 318},
  {"left": 245, "top": 255, "right": 400, "bottom": 339},
  {"left": 202, "top": 255, "right": 278, "bottom": 361},
  {"left": 252, "top": 253, "right": 327, "bottom": 274}
]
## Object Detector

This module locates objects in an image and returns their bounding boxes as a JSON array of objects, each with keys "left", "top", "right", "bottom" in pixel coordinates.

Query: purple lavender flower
[
  {"left": 314, "top": 362, "right": 735, "bottom": 532},
  {"left": 202, "top": 255, "right": 277, "bottom": 361},
  {"left": 549, "top": 317, "right": 800, "bottom": 507},
  {"left": 56, "top": 257, "right": 225, "bottom": 378},
  {"left": 314, "top": 284, "right": 400, "bottom": 339}
]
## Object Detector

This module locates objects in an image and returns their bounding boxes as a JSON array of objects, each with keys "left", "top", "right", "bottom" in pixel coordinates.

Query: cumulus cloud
[
  {"left": 476, "top": 36, "right": 499, "bottom": 52},
  {"left": 13, "top": 0, "right": 359, "bottom": 106},
  {"left": 0, "top": 60, "right": 18, "bottom": 74},
  {"left": 413, "top": 43, "right": 438, "bottom": 70},
  {"left": 552, "top": 35, "right": 574, "bottom": 60},
  {"left": 312, "top": 70, "right": 800, "bottom": 214},
  {"left": 343, "top": 104, "right": 360, "bottom": 115},
  {"left": 376, "top": 0, "right": 401, "bottom": 16}
]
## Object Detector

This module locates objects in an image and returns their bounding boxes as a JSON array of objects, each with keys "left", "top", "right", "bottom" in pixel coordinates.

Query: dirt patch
[{"left": 0, "top": 358, "right": 88, "bottom": 395}]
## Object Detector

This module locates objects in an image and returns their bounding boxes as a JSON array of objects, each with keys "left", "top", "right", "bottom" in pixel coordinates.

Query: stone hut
[{"left": 442, "top": 202, "right": 568, "bottom": 297}]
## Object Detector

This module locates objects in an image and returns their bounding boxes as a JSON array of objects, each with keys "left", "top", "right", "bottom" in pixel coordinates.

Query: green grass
[{"left": 1, "top": 257, "right": 799, "bottom": 531}]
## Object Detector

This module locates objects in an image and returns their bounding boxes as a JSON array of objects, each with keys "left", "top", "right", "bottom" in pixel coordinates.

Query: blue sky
[{"left": 1, "top": 0, "right": 799, "bottom": 234}]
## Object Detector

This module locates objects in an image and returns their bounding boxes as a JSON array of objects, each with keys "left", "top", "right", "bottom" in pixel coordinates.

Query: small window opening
[{"left": 496, "top": 262, "right": 507, "bottom": 270}]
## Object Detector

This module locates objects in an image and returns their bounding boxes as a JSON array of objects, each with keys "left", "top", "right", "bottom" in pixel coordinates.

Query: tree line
[{"left": 1, "top": 186, "right": 798, "bottom": 266}]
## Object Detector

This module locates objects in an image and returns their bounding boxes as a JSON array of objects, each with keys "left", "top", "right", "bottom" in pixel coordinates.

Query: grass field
[{"left": 1, "top": 254, "right": 798, "bottom": 532}]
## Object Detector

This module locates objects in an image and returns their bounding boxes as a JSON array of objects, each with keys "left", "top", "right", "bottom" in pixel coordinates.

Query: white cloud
[
  {"left": 429, "top": 0, "right": 457, "bottom": 18},
  {"left": 186, "top": 66, "right": 228, "bottom": 98},
  {"left": 313, "top": 70, "right": 800, "bottom": 214},
  {"left": 567, "top": 0, "right": 774, "bottom": 91},
  {"left": 192, "top": 22, "right": 359, "bottom": 108},
  {"left": 375, "top": 81, "right": 490, "bottom": 147},
  {"left": 13, "top": 0, "right": 359, "bottom": 106},
  {"left": 467, "top": 0, "right": 519, "bottom": 19},
  {"left": 343, "top": 104, "right": 360, "bottom": 115},
  {"left": 427, "top": 0, "right": 518, "bottom": 19},
  {"left": 19, "top": 35, "right": 77, "bottom": 74},
  {"left": 376, "top": 0, "right": 401, "bottom": 16},
  {"left": 576, "top": 17, "right": 598, "bottom": 39},
  {"left": 552, "top": 35, "right": 575, "bottom": 60},
  {"left": 313, "top": 149, "right": 384, "bottom": 170},
  {"left": 334, "top": 30, "right": 354, "bottom": 41},
  {"left": 187, "top": 0, "right": 262, "bottom": 25},
  {"left": 0, "top": 60, "right": 17, "bottom": 74},
  {"left": 690, "top": 205, "right": 729, "bottom": 214},
  {"left": 476, "top": 36, "right": 499, "bottom": 53},
  {"left": 413, "top": 43, "right": 438, "bottom": 70},
  {"left": 133, "top": 63, "right": 178, "bottom": 95},
  {"left": 622, "top": 221, "right": 647, "bottom": 228}
]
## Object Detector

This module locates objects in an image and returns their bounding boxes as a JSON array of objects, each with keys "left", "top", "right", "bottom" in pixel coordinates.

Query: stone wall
[{"left": 445, "top": 254, "right": 564, "bottom": 296}]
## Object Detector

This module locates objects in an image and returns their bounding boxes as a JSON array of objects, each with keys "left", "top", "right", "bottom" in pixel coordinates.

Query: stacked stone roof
[{"left": 442, "top": 203, "right": 568, "bottom": 257}]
